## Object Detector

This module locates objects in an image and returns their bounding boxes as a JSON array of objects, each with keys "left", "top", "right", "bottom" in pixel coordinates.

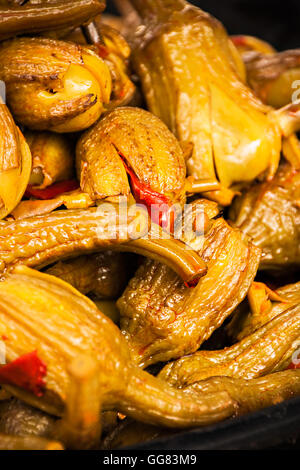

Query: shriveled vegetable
[
  {"left": 0, "top": 0, "right": 105, "bottom": 41},
  {"left": 76, "top": 107, "right": 187, "bottom": 212},
  {"left": 45, "top": 252, "right": 129, "bottom": 299},
  {"left": 26, "top": 131, "right": 74, "bottom": 189},
  {"left": 0, "top": 103, "right": 32, "bottom": 220},
  {"left": 0, "top": 266, "right": 236, "bottom": 449},
  {"left": 230, "top": 163, "right": 300, "bottom": 270},
  {"left": 128, "top": 0, "right": 300, "bottom": 205},
  {"left": 227, "top": 281, "right": 300, "bottom": 341},
  {"left": 159, "top": 302, "right": 300, "bottom": 387},
  {"left": 0, "top": 37, "right": 112, "bottom": 132},
  {"left": 183, "top": 371, "right": 300, "bottom": 417},
  {"left": 118, "top": 200, "right": 260, "bottom": 367},
  {"left": 0, "top": 204, "right": 206, "bottom": 284}
]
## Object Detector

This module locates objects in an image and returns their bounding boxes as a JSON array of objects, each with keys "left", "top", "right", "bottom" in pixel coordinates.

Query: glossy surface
[
  {"left": 0, "top": 37, "right": 112, "bottom": 132},
  {"left": 118, "top": 200, "right": 260, "bottom": 367}
]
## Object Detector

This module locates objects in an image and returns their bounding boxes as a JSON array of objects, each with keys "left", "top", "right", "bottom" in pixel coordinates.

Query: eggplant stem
[
  {"left": 120, "top": 226, "right": 207, "bottom": 284},
  {"left": 119, "top": 366, "right": 236, "bottom": 428},
  {"left": 186, "top": 178, "right": 221, "bottom": 194},
  {"left": 56, "top": 355, "right": 102, "bottom": 450}
]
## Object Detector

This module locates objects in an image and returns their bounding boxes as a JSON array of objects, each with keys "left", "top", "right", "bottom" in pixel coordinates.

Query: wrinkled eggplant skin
[
  {"left": 76, "top": 107, "right": 186, "bottom": 202},
  {"left": 230, "top": 163, "right": 300, "bottom": 270},
  {"left": 118, "top": 201, "right": 261, "bottom": 368},
  {"left": 159, "top": 301, "right": 300, "bottom": 387},
  {"left": 183, "top": 371, "right": 300, "bottom": 417},
  {"left": 0, "top": 207, "right": 140, "bottom": 274},
  {"left": 0, "top": 37, "right": 112, "bottom": 133},
  {"left": 0, "top": 266, "right": 237, "bottom": 432},
  {"left": 45, "top": 252, "right": 130, "bottom": 300},
  {"left": 128, "top": 0, "right": 282, "bottom": 205},
  {"left": 0, "top": 398, "right": 56, "bottom": 438},
  {"left": 0, "top": 0, "right": 105, "bottom": 41},
  {"left": 0, "top": 205, "right": 206, "bottom": 284}
]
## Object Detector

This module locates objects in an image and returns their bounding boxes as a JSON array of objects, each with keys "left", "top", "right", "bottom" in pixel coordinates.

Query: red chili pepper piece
[
  {"left": 120, "top": 157, "right": 173, "bottom": 229},
  {"left": 0, "top": 351, "right": 47, "bottom": 397},
  {"left": 25, "top": 179, "right": 79, "bottom": 200},
  {"left": 96, "top": 44, "right": 109, "bottom": 59},
  {"left": 287, "top": 361, "right": 300, "bottom": 370}
]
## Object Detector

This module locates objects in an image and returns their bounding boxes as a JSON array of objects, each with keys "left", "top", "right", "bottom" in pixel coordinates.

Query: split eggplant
[{"left": 128, "top": 0, "right": 300, "bottom": 205}]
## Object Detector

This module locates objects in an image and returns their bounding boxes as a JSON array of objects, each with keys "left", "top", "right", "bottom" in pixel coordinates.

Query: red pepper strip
[
  {"left": 287, "top": 361, "right": 300, "bottom": 370},
  {"left": 120, "top": 158, "right": 173, "bottom": 229},
  {"left": 96, "top": 43, "right": 110, "bottom": 59},
  {"left": 0, "top": 351, "right": 47, "bottom": 397},
  {"left": 231, "top": 35, "right": 248, "bottom": 47},
  {"left": 25, "top": 179, "right": 79, "bottom": 200}
]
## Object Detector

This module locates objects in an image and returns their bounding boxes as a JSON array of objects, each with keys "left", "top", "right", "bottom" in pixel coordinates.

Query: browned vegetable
[
  {"left": 239, "top": 43, "right": 300, "bottom": 109},
  {"left": 83, "top": 22, "right": 136, "bottom": 109},
  {"left": 118, "top": 200, "right": 261, "bottom": 367},
  {"left": 227, "top": 281, "right": 300, "bottom": 342},
  {"left": 76, "top": 107, "right": 186, "bottom": 205},
  {"left": 0, "top": 204, "right": 206, "bottom": 284},
  {"left": 183, "top": 371, "right": 300, "bottom": 417},
  {"left": 45, "top": 252, "right": 129, "bottom": 299},
  {"left": 230, "top": 163, "right": 300, "bottom": 270},
  {"left": 0, "top": 398, "right": 56, "bottom": 438},
  {"left": 128, "top": 0, "right": 300, "bottom": 205},
  {"left": 0, "top": 103, "right": 32, "bottom": 220},
  {"left": 0, "top": 0, "right": 105, "bottom": 41},
  {"left": 159, "top": 301, "right": 300, "bottom": 387},
  {"left": 0, "top": 37, "right": 112, "bottom": 132},
  {"left": 0, "top": 266, "right": 237, "bottom": 449},
  {"left": 26, "top": 131, "right": 74, "bottom": 189}
]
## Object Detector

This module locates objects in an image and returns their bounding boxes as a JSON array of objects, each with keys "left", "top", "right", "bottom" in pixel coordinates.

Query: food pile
[{"left": 0, "top": 0, "right": 299, "bottom": 450}]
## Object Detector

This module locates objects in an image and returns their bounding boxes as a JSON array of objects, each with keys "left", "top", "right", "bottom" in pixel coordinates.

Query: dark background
[{"left": 107, "top": 0, "right": 300, "bottom": 51}]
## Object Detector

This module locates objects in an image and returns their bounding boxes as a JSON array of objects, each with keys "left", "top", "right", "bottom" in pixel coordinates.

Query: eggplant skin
[
  {"left": 0, "top": 0, "right": 105, "bottom": 41},
  {"left": 45, "top": 253, "right": 130, "bottom": 300},
  {"left": 129, "top": 0, "right": 282, "bottom": 204},
  {"left": 118, "top": 205, "right": 261, "bottom": 368},
  {"left": 159, "top": 300, "right": 300, "bottom": 387},
  {"left": 0, "top": 398, "right": 55, "bottom": 438},
  {"left": 0, "top": 37, "right": 112, "bottom": 133},
  {"left": 76, "top": 107, "right": 186, "bottom": 202},
  {"left": 183, "top": 371, "right": 300, "bottom": 418},
  {"left": 26, "top": 131, "right": 74, "bottom": 189},
  {"left": 230, "top": 163, "right": 300, "bottom": 270},
  {"left": 0, "top": 104, "right": 32, "bottom": 220},
  {"left": 0, "top": 266, "right": 237, "bottom": 433}
]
